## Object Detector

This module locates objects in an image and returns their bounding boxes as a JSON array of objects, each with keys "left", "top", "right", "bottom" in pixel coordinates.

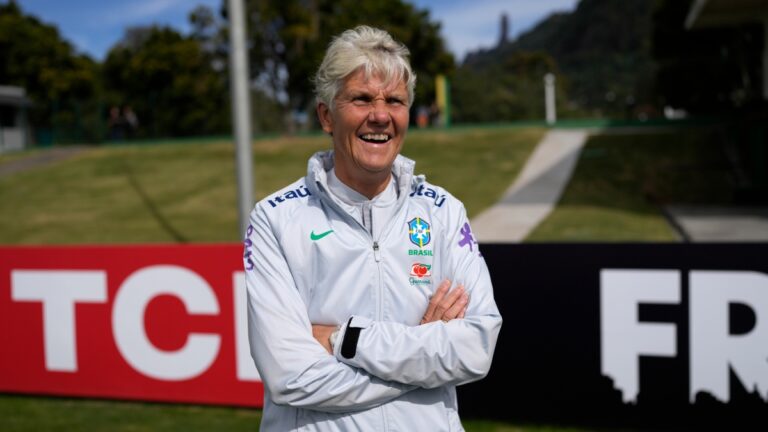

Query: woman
[{"left": 244, "top": 25, "right": 502, "bottom": 431}]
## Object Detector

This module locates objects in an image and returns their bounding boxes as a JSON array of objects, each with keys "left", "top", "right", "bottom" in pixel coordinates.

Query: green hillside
[
  {"left": 462, "top": 0, "right": 654, "bottom": 117},
  {"left": 0, "top": 127, "right": 544, "bottom": 245}
]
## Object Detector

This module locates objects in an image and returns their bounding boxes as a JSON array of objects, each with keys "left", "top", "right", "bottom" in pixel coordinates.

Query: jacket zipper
[
  {"left": 373, "top": 240, "right": 383, "bottom": 324},
  {"left": 316, "top": 179, "right": 405, "bottom": 431},
  {"left": 372, "top": 241, "right": 381, "bottom": 262},
  {"left": 372, "top": 238, "right": 386, "bottom": 428}
]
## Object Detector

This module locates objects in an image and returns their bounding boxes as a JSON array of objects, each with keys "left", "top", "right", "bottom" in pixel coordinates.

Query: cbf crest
[{"left": 408, "top": 217, "right": 431, "bottom": 248}]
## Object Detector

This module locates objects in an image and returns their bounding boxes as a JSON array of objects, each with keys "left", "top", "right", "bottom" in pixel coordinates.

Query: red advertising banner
[{"left": 0, "top": 244, "right": 263, "bottom": 407}]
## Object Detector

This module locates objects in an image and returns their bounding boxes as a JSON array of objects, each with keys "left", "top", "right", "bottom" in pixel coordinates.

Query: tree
[
  {"left": 0, "top": 0, "right": 100, "bottom": 143},
  {"left": 453, "top": 51, "right": 565, "bottom": 123},
  {"left": 236, "top": 0, "right": 454, "bottom": 128},
  {"left": 103, "top": 25, "right": 229, "bottom": 138},
  {"left": 464, "top": 0, "right": 655, "bottom": 118}
]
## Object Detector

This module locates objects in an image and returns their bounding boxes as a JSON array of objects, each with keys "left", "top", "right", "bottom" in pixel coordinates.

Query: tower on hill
[{"left": 498, "top": 12, "right": 510, "bottom": 46}]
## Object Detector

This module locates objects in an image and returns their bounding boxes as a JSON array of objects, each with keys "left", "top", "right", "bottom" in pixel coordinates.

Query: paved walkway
[
  {"left": 665, "top": 205, "right": 768, "bottom": 242},
  {"left": 470, "top": 127, "right": 768, "bottom": 243},
  {"left": 0, "top": 146, "right": 88, "bottom": 179},
  {"left": 471, "top": 129, "right": 588, "bottom": 242}
]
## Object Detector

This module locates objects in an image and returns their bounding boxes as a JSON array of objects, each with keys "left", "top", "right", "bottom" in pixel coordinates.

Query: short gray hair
[{"left": 314, "top": 25, "right": 416, "bottom": 109}]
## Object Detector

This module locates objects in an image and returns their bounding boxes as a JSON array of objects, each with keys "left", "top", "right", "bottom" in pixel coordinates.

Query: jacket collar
[{"left": 306, "top": 150, "right": 422, "bottom": 214}]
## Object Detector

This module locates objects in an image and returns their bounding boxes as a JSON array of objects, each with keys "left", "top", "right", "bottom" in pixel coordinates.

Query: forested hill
[{"left": 463, "top": 0, "right": 655, "bottom": 115}]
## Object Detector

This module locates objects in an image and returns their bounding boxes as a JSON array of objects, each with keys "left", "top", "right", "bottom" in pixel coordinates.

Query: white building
[{"left": 0, "top": 85, "right": 32, "bottom": 153}]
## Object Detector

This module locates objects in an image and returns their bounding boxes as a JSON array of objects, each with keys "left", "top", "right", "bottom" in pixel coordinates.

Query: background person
[
  {"left": 107, "top": 105, "right": 126, "bottom": 141},
  {"left": 244, "top": 25, "right": 502, "bottom": 431},
  {"left": 123, "top": 105, "right": 139, "bottom": 139}
]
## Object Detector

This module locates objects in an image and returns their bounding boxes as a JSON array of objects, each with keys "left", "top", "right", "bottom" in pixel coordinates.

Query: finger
[
  {"left": 423, "top": 280, "right": 449, "bottom": 321},
  {"left": 458, "top": 294, "right": 470, "bottom": 319},
  {"left": 421, "top": 280, "right": 451, "bottom": 324},
  {"left": 436, "top": 285, "right": 464, "bottom": 319},
  {"left": 443, "top": 291, "right": 469, "bottom": 321}
]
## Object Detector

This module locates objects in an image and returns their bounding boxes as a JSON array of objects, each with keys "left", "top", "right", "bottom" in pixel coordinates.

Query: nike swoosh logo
[{"left": 310, "top": 229, "right": 334, "bottom": 241}]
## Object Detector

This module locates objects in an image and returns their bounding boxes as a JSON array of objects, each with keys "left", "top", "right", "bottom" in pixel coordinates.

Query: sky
[{"left": 14, "top": 0, "right": 579, "bottom": 63}]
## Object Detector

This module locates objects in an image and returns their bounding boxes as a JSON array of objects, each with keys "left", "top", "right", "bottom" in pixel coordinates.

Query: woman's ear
[{"left": 316, "top": 103, "right": 334, "bottom": 135}]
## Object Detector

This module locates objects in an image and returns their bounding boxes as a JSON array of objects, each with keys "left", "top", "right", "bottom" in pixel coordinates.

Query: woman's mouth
[{"left": 359, "top": 133, "right": 391, "bottom": 143}]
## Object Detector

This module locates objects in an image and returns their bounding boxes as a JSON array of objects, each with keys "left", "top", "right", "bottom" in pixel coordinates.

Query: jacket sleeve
[
  {"left": 333, "top": 203, "right": 502, "bottom": 389},
  {"left": 245, "top": 204, "right": 415, "bottom": 412}
]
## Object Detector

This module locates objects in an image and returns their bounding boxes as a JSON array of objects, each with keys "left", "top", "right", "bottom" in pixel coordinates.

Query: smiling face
[{"left": 317, "top": 68, "right": 410, "bottom": 198}]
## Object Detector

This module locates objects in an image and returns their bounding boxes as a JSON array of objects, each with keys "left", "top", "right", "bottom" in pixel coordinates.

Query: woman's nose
[{"left": 368, "top": 103, "right": 390, "bottom": 124}]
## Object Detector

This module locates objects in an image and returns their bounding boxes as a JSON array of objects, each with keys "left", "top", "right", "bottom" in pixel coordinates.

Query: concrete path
[
  {"left": 0, "top": 146, "right": 88, "bottom": 179},
  {"left": 665, "top": 205, "right": 768, "bottom": 242},
  {"left": 471, "top": 129, "right": 588, "bottom": 242}
]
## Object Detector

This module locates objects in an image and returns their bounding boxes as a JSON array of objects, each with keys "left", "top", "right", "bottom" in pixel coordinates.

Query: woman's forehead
[{"left": 342, "top": 69, "right": 407, "bottom": 94}]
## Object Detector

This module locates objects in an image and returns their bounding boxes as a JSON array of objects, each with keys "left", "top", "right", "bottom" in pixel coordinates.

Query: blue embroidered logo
[
  {"left": 408, "top": 217, "right": 431, "bottom": 248},
  {"left": 244, "top": 224, "right": 256, "bottom": 271},
  {"left": 409, "top": 184, "right": 446, "bottom": 207},
  {"left": 267, "top": 184, "right": 311, "bottom": 208}
]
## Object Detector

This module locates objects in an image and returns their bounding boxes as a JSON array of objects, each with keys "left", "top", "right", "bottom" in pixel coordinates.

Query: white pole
[
  {"left": 544, "top": 73, "right": 557, "bottom": 125},
  {"left": 228, "top": 0, "right": 254, "bottom": 237}
]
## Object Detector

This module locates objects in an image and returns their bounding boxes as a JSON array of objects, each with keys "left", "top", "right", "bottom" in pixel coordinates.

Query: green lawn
[
  {"left": 0, "top": 396, "right": 262, "bottom": 432},
  {"left": 0, "top": 127, "right": 543, "bottom": 245},
  {"left": 402, "top": 126, "right": 544, "bottom": 217},
  {"left": 0, "top": 125, "right": 735, "bottom": 245},
  {"left": 0, "top": 395, "right": 609, "bottom": 432},
  {"left": 527, "top": 127, "right": 734, "bottom": 241}
]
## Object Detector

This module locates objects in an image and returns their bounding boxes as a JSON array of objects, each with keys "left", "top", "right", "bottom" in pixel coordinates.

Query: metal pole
[
  {"left": 544, "top": 73, "right": 557, "bottom": 126},
  {"left": 228, "top": 0, "right": 254, "bottom": 237}
]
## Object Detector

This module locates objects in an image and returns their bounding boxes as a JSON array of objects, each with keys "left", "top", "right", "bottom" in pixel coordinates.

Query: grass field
[
  {"left": 0, "top": 395, "right": 609, "bottom": 432},
  {"left": 0, "top": 125, "right": 735, "bottom": 245},
  {"left": 0, "top": 127, "right": 544, "bottom": 245}
]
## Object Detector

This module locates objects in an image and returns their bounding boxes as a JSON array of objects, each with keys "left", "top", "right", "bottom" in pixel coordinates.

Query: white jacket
[{"left": 244, "top": 151, "right": 502, "bottom": 431}]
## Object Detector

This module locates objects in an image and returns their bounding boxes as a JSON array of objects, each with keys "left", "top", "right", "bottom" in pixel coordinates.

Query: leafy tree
[
  {"left": 464, "top": 0, "right": 655, "bottom": 118},
  {"left": 103, "top": 25, "right": 229, "bottom": 138},
  {"left": 2, "top": 0, "right": 456, "bottom": 141},
  {"left": 0, "top": 0, "right": 100, "bottom": 143},
  {"left": 453, "top": 51, "right": 566, "bottom": 123},
  {"left": 235, "top": 0, "right": 454, "bottom": 128}
]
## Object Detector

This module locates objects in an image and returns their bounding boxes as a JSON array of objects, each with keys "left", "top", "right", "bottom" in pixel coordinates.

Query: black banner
[{"left": 459, "top": 243, "right": 768, "bottom": 430}]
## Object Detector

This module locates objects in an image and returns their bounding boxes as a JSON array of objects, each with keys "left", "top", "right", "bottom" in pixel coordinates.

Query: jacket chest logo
[
  {"left": 407, "top": 217, "right": 431, "bottom": 248},
  {"left": 407, "top": 217, "right": 433, "bottom": 256},
  {"left": 409, "top": 262, "right": 432, "bottom": 286}
]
